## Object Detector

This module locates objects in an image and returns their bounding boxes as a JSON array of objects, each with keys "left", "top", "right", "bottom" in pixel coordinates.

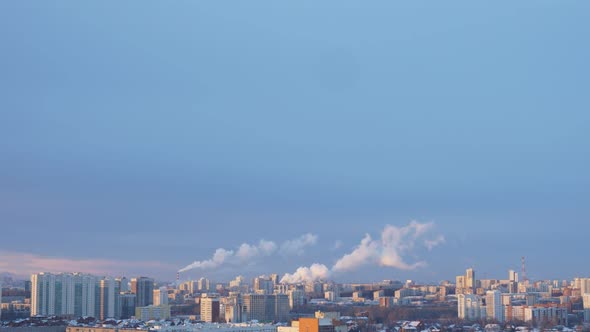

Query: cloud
[
  {"left": 424, "top": 235, "right": 446, "bottom": 250},
  {"left": 259, "top": 240, "right": 278, "bottom": 254},
  {"left": 378, "top": 222, "right": 432, "bottom": 270},
  {"left": 179, "top": 248, "right": 234, "bottom": 272},
  {"left": 280, "top": 263, "right": 330, "bottom": 284},
  {"left": 236, "top": 240, "right": 277, "bottom": 261},
  {"left": 179, "top": 234, "right": 318, "bottom": 273},
  {"left": 279, "top": 233, "right": 318, "bottom": 256},
  {"left": 0, "top": 251, "right": 174, "bottom": 278},
  {"left": 332, "top": 234, "right": 378, "bottom": 272},
  {"left": 281, "top": 221, "right": 444, "bottom": 283}
]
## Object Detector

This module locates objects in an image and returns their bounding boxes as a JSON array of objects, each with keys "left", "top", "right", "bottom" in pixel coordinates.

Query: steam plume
[
  {"left": 281, "top": 221, "right": 444, "bottom": 283},
  {"left": 178, "top": 234, "right": 318, "bottom": 273}
]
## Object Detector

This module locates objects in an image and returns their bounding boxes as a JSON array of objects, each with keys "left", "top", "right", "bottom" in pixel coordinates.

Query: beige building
[
  {"left": 242, "top": 294, "right": 290, "bottom": 322},
  {"left": 135, "top": 304, "right": 171, "bottom": 320},
  {"left": 201, "top": 297, "right": 220, "bottom": 323},
  {"left": 154, "top": 287, "right": 169, "bottom": 306}
]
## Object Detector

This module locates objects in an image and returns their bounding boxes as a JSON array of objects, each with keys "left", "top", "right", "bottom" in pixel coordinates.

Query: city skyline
[
  {"left": 2, "top": 1, "right": 590, "bottom": 283},
  {"left": 3, "top": 256, "right": 590, "bottom": 285},
  {"left": 15, "top": 268, "right": 590, "bottom": 324}
]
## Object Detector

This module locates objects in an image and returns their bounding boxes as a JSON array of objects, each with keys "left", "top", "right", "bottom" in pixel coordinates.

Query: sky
[{"left": 1, "top": 1, "right": 589, "bottom": 283}]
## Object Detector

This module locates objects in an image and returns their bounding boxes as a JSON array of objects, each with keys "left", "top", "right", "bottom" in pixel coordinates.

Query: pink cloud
[{"left": 0, "top": 251, "right": 175, "bottom": 278}]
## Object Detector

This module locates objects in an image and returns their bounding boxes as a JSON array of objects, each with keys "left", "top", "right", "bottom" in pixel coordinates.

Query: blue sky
[{"left": 1, "top": 1, "right": 589, "bottom": 283}]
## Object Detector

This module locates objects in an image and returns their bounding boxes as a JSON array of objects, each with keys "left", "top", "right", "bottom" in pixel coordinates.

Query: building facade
[
  {"left": 130, "top": 277, "right": 154, "bottom": 308},
  {"left": 201, "top": 297, "right": 220, "bottom": 323},
  {"left": 31, "top": 273, "right": 98, "bottom": 317},
  {"left": 486, "top": 290, "right": 504, "bottom": 322},
  {"left": 242, "top": 294, "right": 289, "bottom": 322}
]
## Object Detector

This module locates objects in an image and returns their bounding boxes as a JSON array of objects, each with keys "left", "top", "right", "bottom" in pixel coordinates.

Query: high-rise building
[
  {"left": 456, "top": 276, "right": 465, "bottom": 294},
  {"left": 99, "top": 277, "right": 120, "bottom": 319},
  {"left": 509, "top": 270, "right": 519, "bottom": 283},
  {"left": 229, "top": 276, "right": 245, "bottom": 291},
  {"left": 458, "top": 294, "right": 484, "bottom": 321},
  {"left": 486, "top": 290, "right": 504, "bottom": 322},
  {"left": 116, "top": 277, "right": 129, "bottom": 293},
  {"left": 505, "top": 305, "right": 525, "bottom": 322},
  {"left": 179, "top": 280, "right": 199, "bottom": 294},
  {"left": 242, "top": 294, "right": 290, "bottom": 322},
  {"left": 274, "top": 294, "right": 290, "bottom": 322},
  {"left": 242, "top": 294, "right": 266, "bottom": 322},
  {"left": 578, "top": 278, "right": 590, "bottom": 295},
  {"left": 130, "top": 277, "right": 154, "bottom": 307},
  {"left": 254, "top": 277, "right": 274, "bottom": 295},
  {"left": 582, "top": 294, "right": 590, "bottom": 322},
  {"left": 225, "top": 294, "right": 243, "bottom": 323},
  {"left": 201, "top": 296, "right": 220, "bottom": 323},
  {"left": 24, "top": 280, "right": 32, "bottom": 299},
  {"left": 153, "top": 287, "right": 168, "bottom": 306},
  {"left": 119, "top": 292, "right": 136, "bottom": 319},
  {"left": 198, "top": 278, "right": 210, "bottom": 292},
  {"left": 288, "top": 289, "right": 306, "bottom": 309},
  {"left": 466, "top": 268, "right": 476, "bottom": 294},
  {"left": 269, "top": 274, "right": 280, "bottom": 287},
  {"left": 523, "top": 306, "right": 568, "bottom": 325},
  {"left": 31, "top": 272, "right": 98, "bottom": 317}
]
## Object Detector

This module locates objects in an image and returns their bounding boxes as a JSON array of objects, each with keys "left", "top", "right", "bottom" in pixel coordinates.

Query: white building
[
  {"left": 458, "top": 293, "right": 485, "bottom": 321},
  {"left": 229, "top": 276, "right": 244, "bottom": 289},
  {"left": 99, "top": 277, "right": 120, "bottom": 319},
  {"left": 198, "top": 278, "right": 210, "bottom": 292},
  {"left": 486, "top": 290, "right": 504, "bottom": 322},
  {"left": 577, "top": 278, "right": 590, "bottom": 295},
  {"left": 395, "top": 288, "right": 419, "bottom": 299},
  {"left": 324, "top": 291, "right": 336, "bottom": 302},
  {"left": 31, "top": 272, "right": 98, "bottom": 317},
  {"left": 154, "top": 287, "right": 169, "bottom": 306},
  {"left": 288, "top": 289, "right": 305, "bottom": 309},
  {"left": 523, "top": 306, "right": 567, "bottom": 325},
  {"left": 224, "top": 295, "right": 243, "bottom": 323}
]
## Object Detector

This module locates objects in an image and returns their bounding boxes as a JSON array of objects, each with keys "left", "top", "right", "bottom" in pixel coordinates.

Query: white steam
[
  {"left": 236, "top": 240, "right": 277, "bottom": 260},
  {"left": 281, "top": 221, "right": 444, "bottom": 283},
  {"left": 280, "top": 263, "right": 331, "bottom": 284},
  {"left": 178, "top": 248, "right": 234, "bottom": 272},
  {"left": 279, "top": 233, "right": 318, "bottom": 256},
  {"left": 424, "top": 235, "right": 446, "bottom": 251},
  {"left": 332, "top": 234, "right": 378, "bottom": 272},
  {"left": 178, "top": 234, "right": 318, "bottom": 273}
]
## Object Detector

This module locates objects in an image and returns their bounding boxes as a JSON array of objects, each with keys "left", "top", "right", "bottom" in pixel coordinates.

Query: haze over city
[{"left": 1, "top": 0, "right": 589, "bottom": 284}]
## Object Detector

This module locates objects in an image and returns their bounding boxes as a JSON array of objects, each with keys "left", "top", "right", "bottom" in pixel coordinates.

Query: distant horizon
[{"left": 3, "top": 267, "right": 589, "bottom": 286}]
